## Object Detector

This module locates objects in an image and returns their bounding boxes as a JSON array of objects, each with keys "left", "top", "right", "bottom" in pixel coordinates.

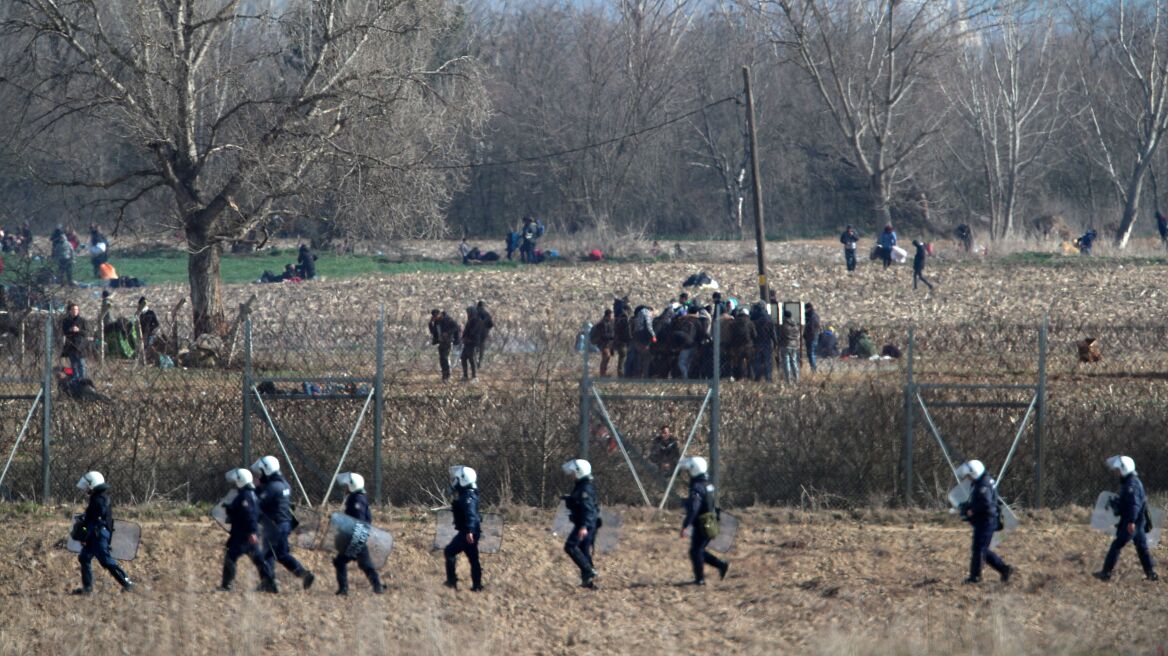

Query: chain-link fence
[{"left": 0, "top": 309, "right": 1165, "bottom": 510}]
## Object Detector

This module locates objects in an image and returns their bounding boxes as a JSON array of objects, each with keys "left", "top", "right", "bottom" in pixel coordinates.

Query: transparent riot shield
[
  {"left": 708, "top": 511, "right": 739, "bottom": 553},
  {"left": 210, "top": 490, "right": 237, "bottom": 531},
  {"left": 551, "top": 502, "right": 622, "bottom": 555},
  {"left": 1091, "top": 491, "right": 1119, "bottom": 534},
  {"left": 947, "top": 482, "right": 1018, "bottom": 548},
  {"left": 432, "top": 510, "right": 503, "bottom": 553},
  {"left": 317, "top": 512, "right": 394, "bottom": 569},
  {"left": 66, "top": 520, "right": 141, "bottom": 561}
]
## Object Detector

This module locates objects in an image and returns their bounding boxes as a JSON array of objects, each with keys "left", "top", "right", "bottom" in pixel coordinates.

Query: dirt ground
[{"left": 1, "top": 507, "right": 1166, "bottom": 655}]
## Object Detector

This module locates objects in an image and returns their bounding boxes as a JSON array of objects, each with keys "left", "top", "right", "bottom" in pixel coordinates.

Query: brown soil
[{"left": 1, "top": 507, "right": 1165, "bottom": 655}]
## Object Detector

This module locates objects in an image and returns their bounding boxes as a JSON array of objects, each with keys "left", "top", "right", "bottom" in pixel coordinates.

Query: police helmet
[
  {"left": 226, "top": 468, "right": 254, "bottom": 489},
  {"left": 682, "top": 456, "right": 708, "bottom": 477},
  {"left": 450, "top": 465, "right": 477, "bottom": 489},
  {"left": 77, "top": 471, "right": 104, "bottom": 492},
  {"left": 956, "top": 460, "right": 985, "bottom": 481},
  {"left": 562, "top": 459, "right": 592, "bottom": 480},
  {"left": 251, "top": 455, "right": 280, "bottom": 477},
  {"left": 337, "top": 472, "right": 365, "bottom": 494}
]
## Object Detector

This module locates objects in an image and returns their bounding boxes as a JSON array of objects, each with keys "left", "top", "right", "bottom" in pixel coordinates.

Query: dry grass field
[{"left": 1, "top": 506, "right": 1167, "bottom": 655}]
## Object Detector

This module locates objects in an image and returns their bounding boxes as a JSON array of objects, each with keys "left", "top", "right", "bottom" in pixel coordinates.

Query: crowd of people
[
  {"left": 428, "top": 302, "right": 495, "bottom": 381},
  {"left": 260, "top": 244, "right": 317, "bottom": 283}
]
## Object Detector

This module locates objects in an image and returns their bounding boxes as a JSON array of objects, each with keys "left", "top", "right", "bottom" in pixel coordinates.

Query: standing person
[
  {"left": 590, "top": 309, "right": 616, "bottom": 377},
  {"left": 51, "top": 226, "right": 74, "bottom": 285},
  {"left": 332, "top": 473, "right": 385, "bottom": 595},
  {"left": 679, "top": 457, "right": 728, "bottom": 585},
  {"left": 460, "top": 306, "right": 482, "bottom": 381},
  {"left": 19, "top": 222, "right": 32, "bottom": 255},
  {"left": 877, "top": 223, "right": 897, "bottom": 269},
  {"left": 89, "top": 224, "right": 109, "bottom": 278},
  {"left": 1095, "top": 456, "right": 1158, "bottom": 582},
  {"left": 218, "top": 468, "right": 278, "bottom": 593},
  {"left": 777, "top": 310, "right": 799, "bottom": 385},
  {"left": 251, "top": 456, "right": 316, "bottom": 590},
  {"left": 136, "top": 296, "right": 160, "bottom": 352},
  {"left": 840, "top": 225, "right": 859, "bottom": 272},
  {"left": 443, "top": 465, "right": 484, "bottom": 591},
  {"left": 62, "top": 302, "right": 88, "bottom": 381},
  {"left": 649, "top": 425, "right": 680, "bottom": 475},
  {"left": 802, "top": 303, "right": 821, "bottom": 374},
  {"left": 296, "top": 244, "right": 317, "bottom": 280},
  {"left": 750, "top": 303, "right": 775, "bottom": 381},
  {"left": 519, "top": 216, "right": 537, "bottom": 263},
  {"left": 429, "top": 309, "right": 461, "bottom": 381},
  {"left": 630, "top": 305, "right": 656, "bottom": 378},
  {"left": 561, "top": 459, "right": 600, "bottom": 589},
  {"left": 475, "top": 300, "right": 493, "bottom": 368},
  {"left": 1158, "top": 211, "right": 1168, "bottom": 250},
  {"left": 612, "top": 299, "right": 632, "bottom": 378},
  {"left": 956, "top": 460, "right": 1013, "bottom": 584},
  {"left": 73, "top": 471, "right": 134, "bottom": 594},
  {"left": 912, "top": 240, "right": 935, "bottom": 291},
  {"left": 728, "top": 308, "right": 756, "bottom": 380}
]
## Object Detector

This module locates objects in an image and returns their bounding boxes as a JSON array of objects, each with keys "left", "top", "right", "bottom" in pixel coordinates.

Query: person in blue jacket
[
  {"left": 219, "top": 468, "right": 278, "bottom": 593},
  {"left": 444, "top": 465, "right": 484, "bottom": 591},
  {"left": 251, "top": 455, "right": 315, "bottom": 590},
  {"left": 877, "top": 224, "right": 898, "bottom": 269},
  {"left": 561, "top": 459, "right": 600, "bottom": 589},
  {"left": 333, "top": 472, "right": 385, "bottom": 595},
  {"left": 680, "top": 456, "right": 729, "bottom": 585},
  {"left": 957, "top": 459, "right": 1013, "bottom": 584},
  {"left": 73, "top": 471, "right": 134, "bottom": 594},
  {"left": 1095, "top": 456, "right": 1158, "bottom": 582}
]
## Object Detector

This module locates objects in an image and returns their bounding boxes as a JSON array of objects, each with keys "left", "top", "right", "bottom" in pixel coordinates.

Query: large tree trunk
[
  {"left": 187, "top": 228, "right": 226, "bottom": 338},
  {"left": 869, "top": 173, "right": 892, "bottom": 229},
  {"left": 1115, "top": 157, "right": 1153, "bottom": 248}
]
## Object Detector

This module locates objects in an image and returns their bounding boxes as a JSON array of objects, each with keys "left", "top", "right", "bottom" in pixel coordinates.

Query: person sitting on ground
[
  {"left": 648, "top": 425, "right": 680, "bottom": 474},
  {"left": 282, "top": 264, "right": 299, "bottom": 281}
]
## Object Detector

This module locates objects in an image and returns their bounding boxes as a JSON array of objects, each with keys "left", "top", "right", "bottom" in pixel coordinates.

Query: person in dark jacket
[
  {"left": 612, "top": 299, "right": 632, "bottom": 377},
  {"left": 296, "top": 244, "right": 317, "bottom": 280},
  {"left": 649, "top": 425, "right": 680, "bottom": 474},
  {"left": 671, "top": 311, "right": 704, "bottom": 379},
  {"left": 877, "top": 224, "right": 897, "bottom": 268},
  {"left": 62, "top": 302, "right": 87, "bottom": 381},
  {"left": 89, "top": 224, "right": 109, "bottom": 277},
  {"left": 443, "top": 465, "right": 484, "bottom": 591},
  {"left": 911, "top": 240, "right": 934, "bottom": 291},
  {"left": 1158, "top": 211, "right": 1168, "bottom": 250},
  {"left": 591, "top": 309, "right": 616, "bottom": 377},
  {"left": 728, "top": 309, "right": 756, "bottom": 379},
  {"left": 1076, "top": 229, "right": 1097, "bottom": 255},
  {"left": 679, "top": 457, "right": 728, "bottom": 585},
  {"left": 219, "top": 468, "right": 278, "bottom": 593},
  {"left": 251, "top": 456, "right": 315, "bottom": 590},
  {"left": 51, "top": 226, "right": 74, "bottom": 285},
  {"left": 429, "top": 309, "right": 461, "bottom": 381},
  {"left": 750, "top": 303, "right": 776, "bottom": 382},
  {"left": 136, "top": 296, "right": 160, "bottom": 351},
  {"left": 561, "top": 459, "right": 601, "bottom": 588},
  {"left": 460, "top": 306, "right": 483, "bottom": 381},
  {"left": 802, "top": 303, "right": 821, "bottom": 373},
  {"left": 840, "top": 225, "right": 859, "bottom": 272},
  {"left": 333, "top": 472, "right": 385, "bottom": 595},
  {"left": 475, "top": 301, "right": 494, "bottom": 368},
  {"left": 957, "top": 460, "right": 1013, "bottom": 584},
  {"left": 73, "top": 471, "right": 134, "bottom": 594},
  {"left": 777, "top": 311, "right": 799, "bottom": 384},
  {"left": 1095, "top": 456, "right": 1158, "bottom": 581}
]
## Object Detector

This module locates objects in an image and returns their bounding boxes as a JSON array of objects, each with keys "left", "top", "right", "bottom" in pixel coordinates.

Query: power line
[{"left": 429, "top": 95, "right": 741, "bottom": 170}]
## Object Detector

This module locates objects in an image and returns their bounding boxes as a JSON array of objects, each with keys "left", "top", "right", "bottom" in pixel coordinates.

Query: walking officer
[
  {"left": 73, "top": 471, "right": 134, "bottom": 594},
  {"left": 251, "top": 456, "right": 316, "bottom": 590},
  {"left": 443, "top": 465, "right": 484, "bottom": 591},
  {"left": 561, "top": 459, "right": 600, "bottom": 589},
  {"left": 1095, "top": 456, "right": 1158, "bottom": 582},
  {"left": 679, "top": 457, "right": 729, "bottom": 585},
  {"left": 333, "top": 472, "right": 385, "bottom": 595},
  {"left": 218, "top": 468, "right": 278, "bottom": 593},
  {"left": 956, "top": 459, "right": 1013, "bottom": 584}
]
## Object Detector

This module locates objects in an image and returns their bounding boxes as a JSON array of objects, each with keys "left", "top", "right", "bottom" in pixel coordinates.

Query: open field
[{"left": 1, "top": 506, "right": 1167, "bottom": 655}]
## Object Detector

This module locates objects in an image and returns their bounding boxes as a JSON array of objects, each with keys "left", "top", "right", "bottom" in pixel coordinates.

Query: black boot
[
  {"left": 220, "top": 559, "right": 237, "bottom": 591},
  {"left": 1093, "top": 571, "right": 1111, "bottom": 582},
  {"left": 298, "top": 569, "right": 316, "bottom": 590},
  {"left": 111, "top": 566, "right": 134, "bottom": 592},
  {"left": 366, "top": 570, "right": 384, "bottom": 594},
  {"left": 443, "top": 579, "right": 458, "bottom": 590},
  {"left": 71, "top": 586, "right": 93, "bottom": 595},
  {"left": 257, "top": 578, "right": 279, "bottom": 594}
]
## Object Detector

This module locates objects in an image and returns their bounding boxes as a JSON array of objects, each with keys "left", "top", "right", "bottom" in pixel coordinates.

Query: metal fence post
[
  {"left": 41, "top": 314, "right": 53, "bottom": 504},
  {"left": 904, "top": 327, "right": 915, "bottom": 506},
  {"left": 1035, "top": 316, "right": 1048, "bottom": 508},
  {"left": 578, "top": 323, "right": 591, "bottom": 460},
  {"left": 710, "top": 306, "right": 721, "bottom": 492},
  {"left": 373, "top": 309, "right": 385, "bottom": 504},
  {"left": 242, "top": 318, "right": 253, "bottom": 467}
]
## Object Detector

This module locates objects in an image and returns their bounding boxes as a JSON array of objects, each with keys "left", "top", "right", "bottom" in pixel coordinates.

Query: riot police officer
[
  {"left": 443, "top": 465, "right": 483, "bottom": 591},
  {"left": 679, "top": 457, "right": 728, "bottom": 585},
  {"left": 562, "top": 459, "right": 600, "bottom": 589},
  {"left": 251, "top": 456, "right": 315, "bottom": 590},
  {"left": 333, "top": 472, "right": 385, "bottom": 595},
  {"left": 1095, "top": 456, "right": 1158, "bottom": 582},
  {"left": 957, "top": 459, "right": 1013, "bottom": 584},
  {"left": 73, "top": 471, "right": 134, "bottom": 594},
  {"left": 219, "top": 468, "right": 278, "bottom": 593}
]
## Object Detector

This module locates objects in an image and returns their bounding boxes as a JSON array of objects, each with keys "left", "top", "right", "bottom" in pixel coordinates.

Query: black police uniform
[
  {"left": 962, "top": 473, "right": 1012, "bottom": 583},
  {"left": 1100, "top": 472, "right": 1157, "bottom": 580},
  {"left": 77, "top": 483, "right": 133, "bottom": 593},
  {"left": 444, "top": 485, "right": 483, "bottom": 590},
  {"left": 563, "top": 476, "right": 600, "bottom": 586},
  {"left": 222, "top": 486, "right": 277, "bottom": 591},
  {"left": 334, "top": 491, "right": 385, "bottom": 594},
  {"left": 257, "top": 472, "right": 315, "bottom": 588},
  {"left": 682, "top": 474, "right": 728, "bottom": 584}
]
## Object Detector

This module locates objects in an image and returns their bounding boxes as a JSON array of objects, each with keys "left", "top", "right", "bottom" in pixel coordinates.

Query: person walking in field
[
  {"left": 218, "top": 468, "right": 278, "bottom": 593},
  {"left": 251, "top": 456, "right": 316, "bottom": 591},
  {"left": 429, "top": 309, "right": 461, "bottom": 381},
  {"left": 777, "top": 310, "right": 799, "bottom": 384},
  {"left": 443, "top": 466, "right": 484, "bottom": 591},
  {"left": 840, "top": 225, "right": 859, "bottom": 272},
  {"left": 332, "top": 472, "right": 385, "bottom": 595},
  {"left": 561, "top": 459, "right": 600, "bottom": 589},
  {"left": 679, "top": 457, "right": 728, "bottom": 586},
  {"left": 956, "top": 460, "right": 1013, "bottom": 585},
  {"left": 461, "top": 306, "right": 483, "bottom": 381},
  {"left": 877, "top": 223, "right": 897, "bottom": 269},
  {"left": 911, "top": 240, "right": 935, "bottom": 291},
  {"left": 1094, "top": 456, "right": 1158, "bottom": 582},
  {"left": 590, "top": 309, "right": 616, "bottom": 377},
  {"left": 475, "top": 301, "right": 493, "bottom": 368},
  {"left": 802, "top": 303, "right": 821, "bottom": 374},
  {"left": 73, "top": 471, "right": 134, "bottom": 594}
]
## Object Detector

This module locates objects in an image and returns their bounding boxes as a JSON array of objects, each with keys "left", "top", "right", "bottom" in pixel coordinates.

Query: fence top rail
[
  {"left": 595, "top": 393, "right": 710, "bottom": 402},
  {"left": 926, "top": 401, "right": 1035, "bottom": 410},
  {"left": 915, "top": 383, "right": 1038, "bottom": 391},
  {"left": 254, "top": 376, "right": 376, "bottom": 385}
]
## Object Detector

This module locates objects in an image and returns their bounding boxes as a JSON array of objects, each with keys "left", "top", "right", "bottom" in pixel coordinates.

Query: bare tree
[{"left": 1, "top": 0, "right": 487, "bottom": 335}]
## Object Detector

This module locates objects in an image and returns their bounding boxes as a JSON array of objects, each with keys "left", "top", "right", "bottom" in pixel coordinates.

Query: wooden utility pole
[{"left": 743, "top": 66, "right": 768, "bottom": 304}]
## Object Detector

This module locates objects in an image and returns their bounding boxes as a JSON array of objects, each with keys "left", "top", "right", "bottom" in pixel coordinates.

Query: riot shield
[
  {"left": 551, "top": 502, "right": 622, "bottom": 555},
  {"left": 708, "top": 511, "right": 739, "bottom": 553},
  {"left": 1091, "top": 491, "right": 1119, "bottom": 534},
  {"left": 317, "top": 512, "right": 394, "bottom": 569},
  {"left": 947, "top": 482, "right": 1018, "bottom": 548},
  {"left": 66, "top": 520, "right": 141, "bottom": 561},
  {"left": 432, "top": 510, "right": 503, "bottom": 553},
  {"left": 210, "top": 490, "right": 237, "bottom": 531}
]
